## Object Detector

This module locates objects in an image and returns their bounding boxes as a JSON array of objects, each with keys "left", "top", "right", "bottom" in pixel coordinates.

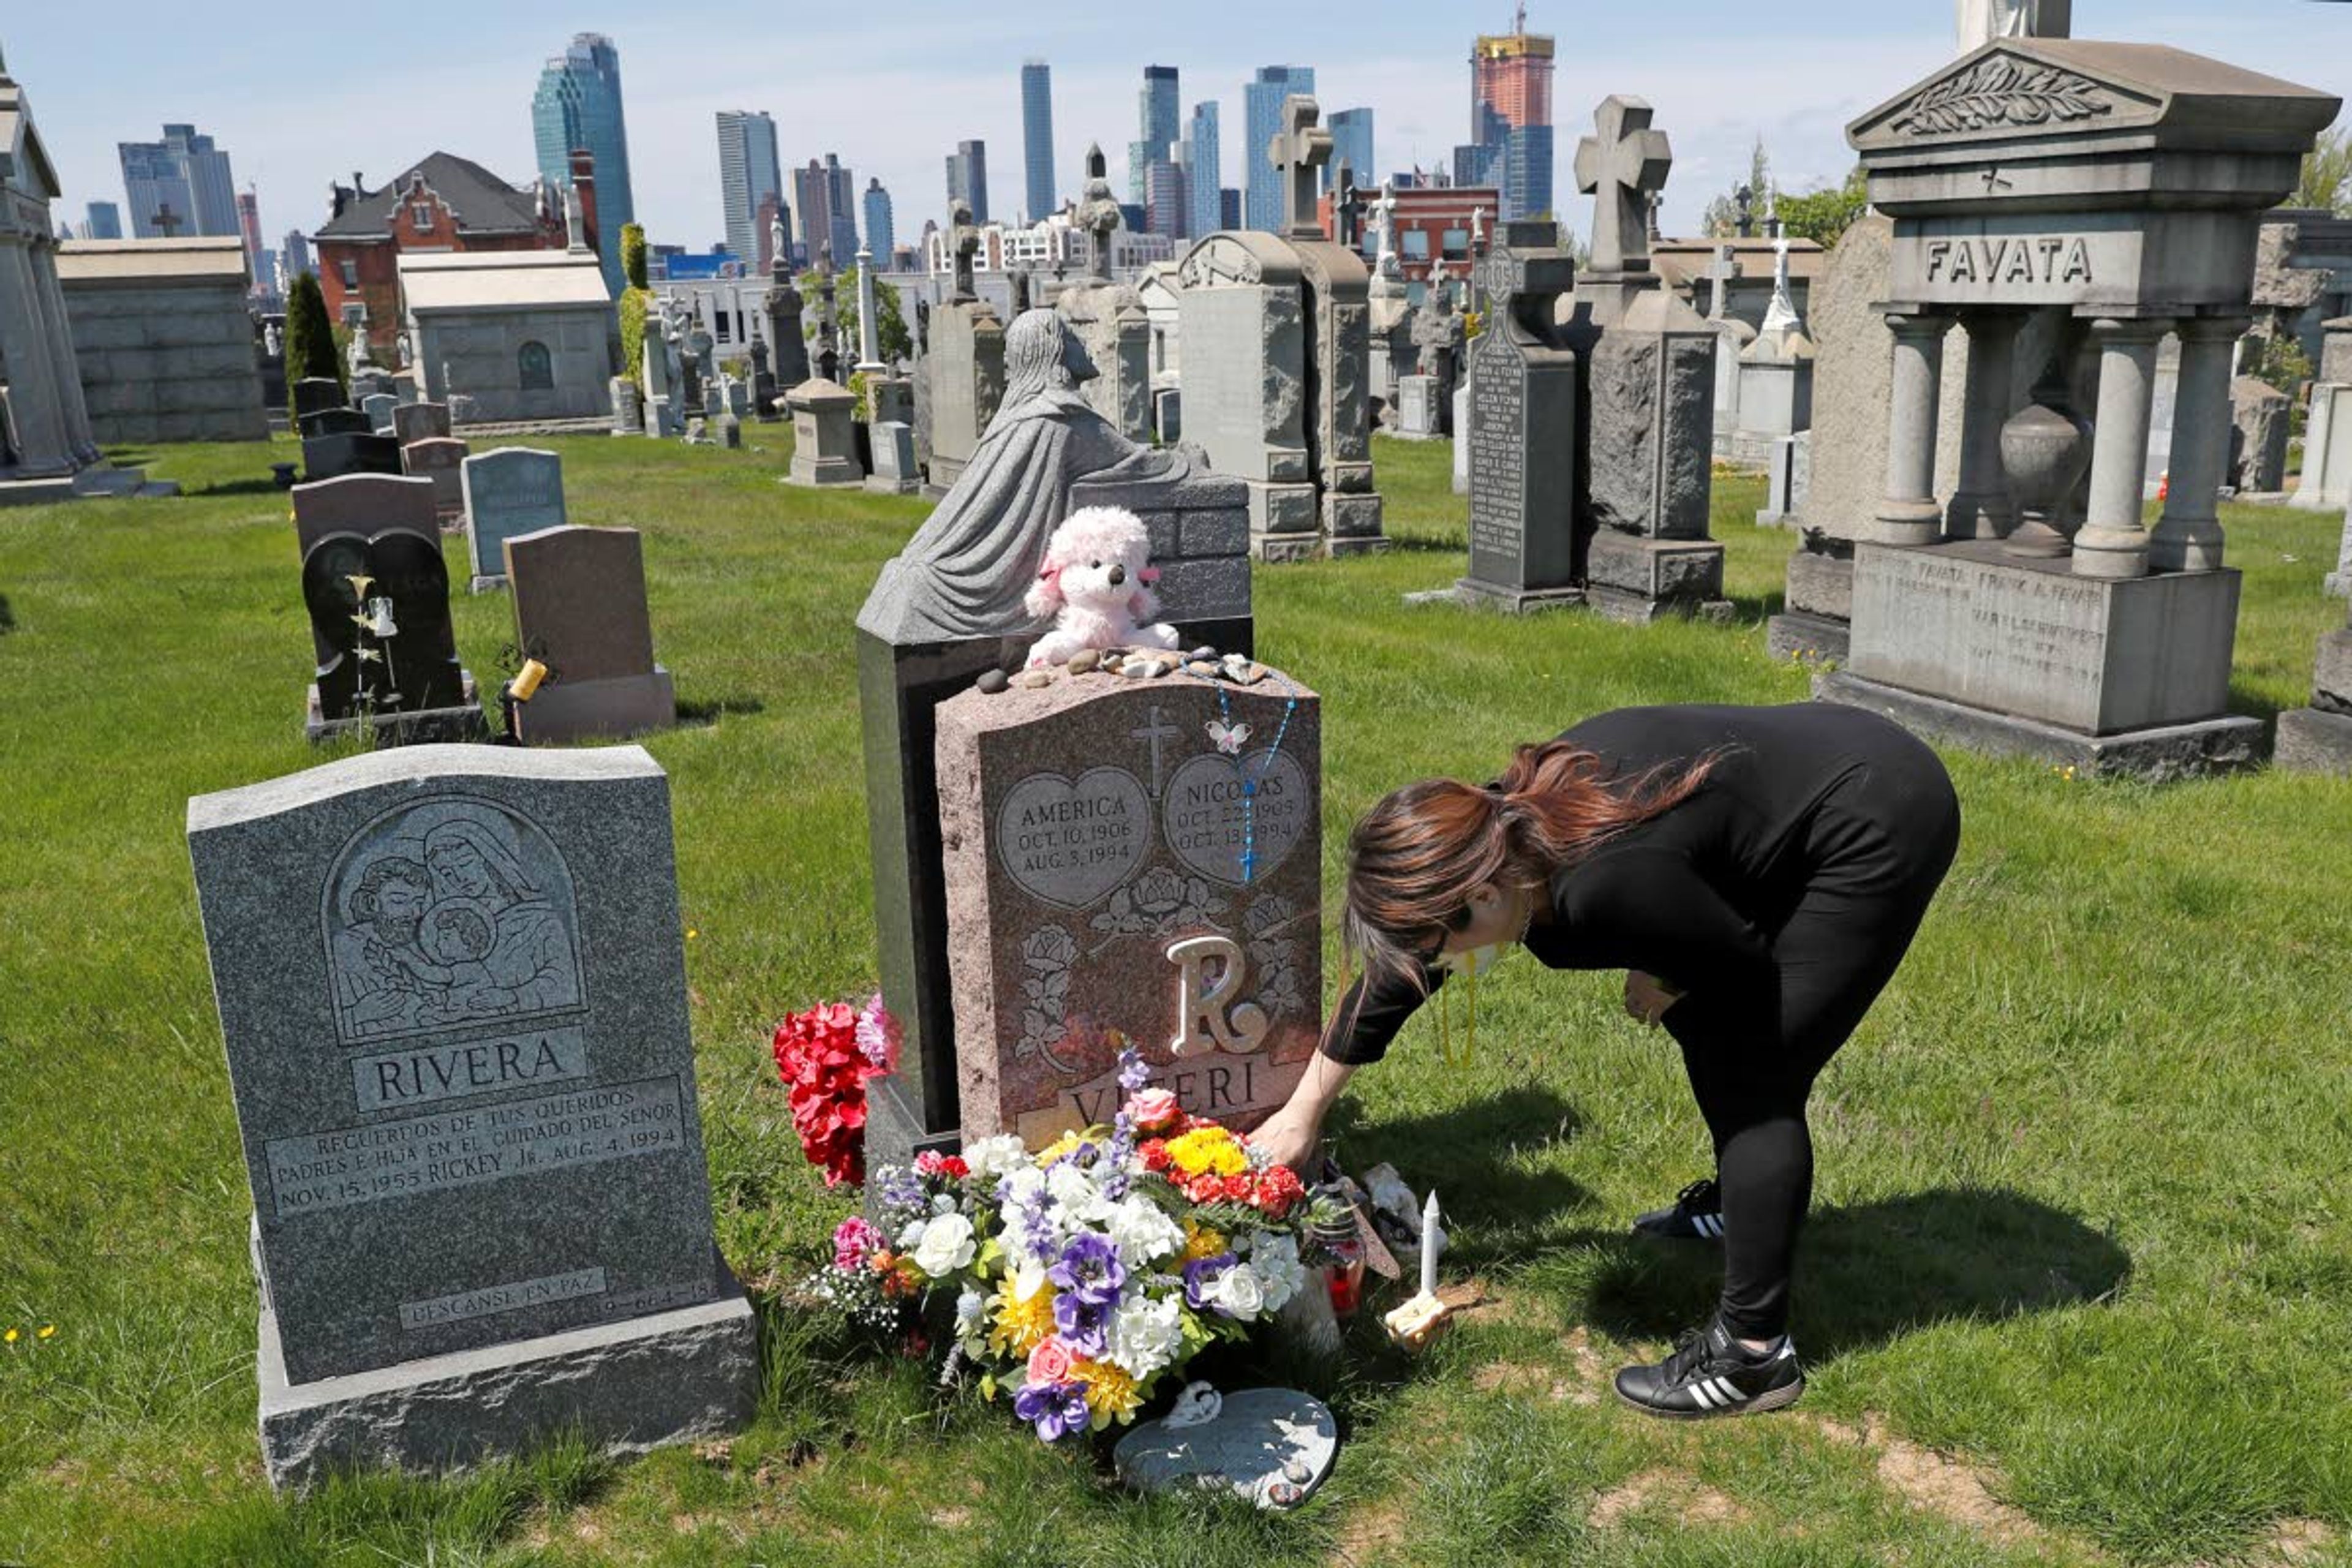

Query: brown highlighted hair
[{"left": 1343, "top": 740, "right": 1716, "bottom": 987}]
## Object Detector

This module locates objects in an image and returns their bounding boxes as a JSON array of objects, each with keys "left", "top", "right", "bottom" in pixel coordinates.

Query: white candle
[{"left": 1420, "top": 1190, "right": 1441, "bottom": 1298}]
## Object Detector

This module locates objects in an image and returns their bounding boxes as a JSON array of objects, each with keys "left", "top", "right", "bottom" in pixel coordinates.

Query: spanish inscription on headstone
[
  {"left": 935, "top": 671, "right": 1321, "bottom": 1145},
  {"left": 187, "top": 745, "right": 756, "bottom": 1487}
]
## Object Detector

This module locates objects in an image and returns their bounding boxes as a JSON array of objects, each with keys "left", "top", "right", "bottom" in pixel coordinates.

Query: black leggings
[{"left": 1669, "top": 735, "right": 1961, "bottom": 1341}]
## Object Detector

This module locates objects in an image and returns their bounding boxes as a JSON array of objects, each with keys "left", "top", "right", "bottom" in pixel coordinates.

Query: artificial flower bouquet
[{"left": 802, "top": 1042, "right": 1349, "bottom": 1442}]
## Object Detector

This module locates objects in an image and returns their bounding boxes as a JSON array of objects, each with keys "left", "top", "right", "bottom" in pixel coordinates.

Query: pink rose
[
  {"left": 1123, "top": 1087, "right": 1183, "bottom": 1134},
  {"left": 1026, "top": 1336, "right": 1077, "bottom": 1387}
]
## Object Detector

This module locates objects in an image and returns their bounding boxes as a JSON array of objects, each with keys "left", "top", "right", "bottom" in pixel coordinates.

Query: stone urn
[{"left": 2000, "top": 374, "right": 2093, "bottom": 559}]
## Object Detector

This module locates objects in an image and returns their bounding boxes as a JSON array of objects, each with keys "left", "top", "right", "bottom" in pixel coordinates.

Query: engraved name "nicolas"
[{"left": 1924, "top": 236, "right": 2094, "bottom": 287}]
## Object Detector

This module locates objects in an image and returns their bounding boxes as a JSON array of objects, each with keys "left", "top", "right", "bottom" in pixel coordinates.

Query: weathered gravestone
[
  {"left": 2230, "top": 377, "right": 2290, "bottom": 494},
  {"left": 926, "top": 226, "right": 1006, "bottom": 499},
  {"left": 1758, "top": 432, "right": 1812, "bottom": 527},
  {"left": 867, "top": 421, "right": 919, "bottom": 496},
  {"left": 937, "top": 669, "right": 1321, "bottom": 1144},
  {"left": 293, "top": 378, "right": 347, "bottom": 423},
  {"left": 462, "top": 448, "right": 566, "bottom": 593},
  {"left": 2297, "top": 322, "right": 2352, "bottom": 519},
  {"left": 1815, "top": 38, "right": 2337, "bottom": 778},
  {"left": 2275, "top": 602, "right": 2352, "bottom": 773},
  {"left": 186, "top": 745, "right": 757, "bottom": 1488},
  {"left": 858, "top": 308, "right": 1254, "bottom": 1166},
  {"left": 393, "top": 401, "right": 453, "bottom": 446},
  {"left": 301, "top": 407, "right": 374, "bottom": 440},
  {"left": 363, "top": 394, "right": 399, "bottom": 435},
  {"left": 1173, "top": 96, "right": 1385, "bottom": 560},
  {"left": 1563, "top": 96, "right": 1730, "bottom": 624},
  {"left": 402, "top": 436, "right": 470, "bottom": 526},
  {"left": 505, "top": 526, "right": 675, "bottom": 745},
  {"left": 786, "top": 378, "right": 864, "bottom": 487},
  {"left": 609, "top": 377, "right": 644, "bottom": 437},
  {"left": 303, "top": 432, "right": 402, "bottom": 483},
  {"left": 1457, "top": 222, "right": 1583, "bottom": 612},
  {"left": 301, "top": 527, "right": 486, "bottom": 746},
  {"left": 2331, "top": 510, "right": 2352, "bottom": 600}
]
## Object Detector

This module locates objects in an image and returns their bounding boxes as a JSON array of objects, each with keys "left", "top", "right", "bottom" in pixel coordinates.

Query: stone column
[
  {"left": 855, "top": 245, "right": 884, "bottom": 375},
  {"left": 0, "top": 238, "right": 75, "bottom": 477},
  {"left": 2075, "top": 318, "right": 2171, "bottom": 581},
  {"left": 2150, "top": 315, "right": 2245, "bottom": 573},
  {"left": 1873, "top": 312, "right": 1947, "bottom": 546},
  {"left": 29, "top": 239, "right": 97, "bottom": 464},
  {"left": 1946, "top": 312, "right": 2020, "bottom": 541}
]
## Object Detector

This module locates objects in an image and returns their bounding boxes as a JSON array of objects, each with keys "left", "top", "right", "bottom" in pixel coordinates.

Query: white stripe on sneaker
[
  {"left": 1687, "top": 1380, "right": 1719, "bottom": 1410},
  {"left": 1700, "top": 1213, "right": 1724, "bottom": 1237},
  {"left": 1714, "top": 1378, "right": 1748, "bottom": 1406}
]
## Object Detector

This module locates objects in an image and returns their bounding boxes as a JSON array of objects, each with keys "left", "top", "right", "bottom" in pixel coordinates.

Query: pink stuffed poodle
[{"left": 1023, "top": 507, "right": 1182, "bottom": 668}]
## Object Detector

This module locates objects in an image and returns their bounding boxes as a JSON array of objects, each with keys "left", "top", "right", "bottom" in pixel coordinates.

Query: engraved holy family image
[{"left": 323, "top": 798, "right": 586, "bottom": 1048}]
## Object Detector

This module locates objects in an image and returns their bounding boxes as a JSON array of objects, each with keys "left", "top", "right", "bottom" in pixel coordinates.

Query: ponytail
[{"left": 1343, "top": 740, "right": 1714, "bottom": 986}]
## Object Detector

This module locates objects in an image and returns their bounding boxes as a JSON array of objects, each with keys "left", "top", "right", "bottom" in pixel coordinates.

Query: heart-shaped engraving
[
  {"left": 995, "top": 767, "right": 1153, "bottom": 910},
  {"left": 1163, "top": 750, "right": 1311, "bottom": 888}
]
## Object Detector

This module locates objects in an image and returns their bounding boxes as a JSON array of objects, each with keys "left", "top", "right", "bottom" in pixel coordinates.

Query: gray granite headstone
[
  {"left": 865, "top": 421, "right": 919, "bottom": 495},
  {"left": 461, "top": 448, "right": 567, "bottom": 591},
  {"left": 363, "top": 394, "right": 398, "bottom": 435},
  {"left": 393, "top": 402, "right": 453, "bottom": 445},
  {"left": 1458, "top": 224, "right": 1583, "bottom": 612},
  {"left": 187, "top": 745, "right": 755, "bottom": 1487}
]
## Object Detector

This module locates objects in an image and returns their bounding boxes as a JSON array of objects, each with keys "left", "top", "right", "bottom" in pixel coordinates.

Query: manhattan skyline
[{"left": 5, "top": 2, "right": 2340, "bottom": 263}]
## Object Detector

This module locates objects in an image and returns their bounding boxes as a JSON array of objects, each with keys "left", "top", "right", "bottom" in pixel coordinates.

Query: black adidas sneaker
[
  {"left": 1613, "top": 1318, "right": 1804, "bottom": 1420},
  {"left": 1632, "top": 1178, "right": 1724, "bottom": 1242}
]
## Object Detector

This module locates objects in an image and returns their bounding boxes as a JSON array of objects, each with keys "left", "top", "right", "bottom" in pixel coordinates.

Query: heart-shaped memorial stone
[
  {"left": 1161, "top": 750, "right": 1311, "bottom": 888},
  {"left": 302, "top": 530, "right": 467, "bottom": 720},
  {"left": 993, "top": 767, "right": 1152, "bottom": 910}
]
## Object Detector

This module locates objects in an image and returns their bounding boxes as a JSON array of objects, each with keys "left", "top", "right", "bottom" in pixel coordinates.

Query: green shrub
[{"left": 282, "top": 271, "right": 343, "bottom": 421}]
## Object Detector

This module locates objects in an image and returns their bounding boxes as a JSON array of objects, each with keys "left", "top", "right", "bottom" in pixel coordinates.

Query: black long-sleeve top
[{"left": 1320, "top": 703, "right": 1898, "bottom": 1065}]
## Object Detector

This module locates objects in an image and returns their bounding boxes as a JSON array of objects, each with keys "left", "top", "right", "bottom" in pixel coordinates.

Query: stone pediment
[
  {"left": 1177, "top": 232, "right": 1303, "bottom": 291},
  {"left": 0, "top": 77, "right": 61, "bottom": 203},
  {"left": 1850, "top": 40, "right": 2335, "bottom": 156}
]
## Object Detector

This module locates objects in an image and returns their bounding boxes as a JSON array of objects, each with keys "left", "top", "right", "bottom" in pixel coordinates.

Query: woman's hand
[
  {"left": 1624, "top": 970, "right": 1683, "bottom": 1027},
  {"left": 1246, "top": 1100, "right": 1326, "bottom": 1175}
]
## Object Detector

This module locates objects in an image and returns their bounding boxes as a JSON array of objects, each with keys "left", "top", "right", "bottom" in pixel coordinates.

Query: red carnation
[{"left": 774, "top": 998, "right": 894, "bottom": 1187}]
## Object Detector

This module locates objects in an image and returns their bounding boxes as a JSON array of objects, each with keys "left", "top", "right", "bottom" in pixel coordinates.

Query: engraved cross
[
  {"left": 1131, "top": 704, "right": 1179, "bottom": 796},
  {"left": 1574, "top": 95, "right": 1672, "bottom": 276}
]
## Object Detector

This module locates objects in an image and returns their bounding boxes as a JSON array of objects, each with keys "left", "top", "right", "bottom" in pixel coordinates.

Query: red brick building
[
  {"left": 1318, "top": 183, "right": 1502, "bottom": 287},
  {"left": 313, "top": 151, "right": 597, "bottom": 351}
]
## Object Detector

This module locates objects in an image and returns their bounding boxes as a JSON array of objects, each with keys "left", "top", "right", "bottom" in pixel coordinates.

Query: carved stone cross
[
  {"left": 1269, "top": 96, "right": 1332, "bottom": 240},
  {"left": 1371, "top": 180, "right": 1400, "bottom": 273},
  {"left": 1705, "top": 244, "right": 1740, "bottom": 320},
  {"left": 1573, "top": 96, "right": 1672, "bottom": 277},
  {"left": 948, "top": 199, "right": 980, "bottom": 301}
]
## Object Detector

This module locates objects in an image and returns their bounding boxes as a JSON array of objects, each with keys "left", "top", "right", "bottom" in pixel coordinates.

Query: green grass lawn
[{"left": 2, "top": 429, "right": 2349, "bottom": 1567}]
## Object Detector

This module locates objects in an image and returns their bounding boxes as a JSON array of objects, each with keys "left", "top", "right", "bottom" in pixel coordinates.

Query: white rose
[
  {"left": 1105, "top": 1294, "right": 1185, "bottom": 1381},
  {"left": 964, "top": 1135, "right": 1031, "bottom": 1182},
  {"left": 911, "top": 1213, "right": 977, "bottom": 1276},
  {"left": 1104, "top": 1196, "right": 1188, "bottom": 1269},
  {"left": 1250, "top": 1234, "right": 1306, "bottom": 1311},
  {"left": 1212, "top": 1264, "right": 1266, "bottom": 1319},
  {"left": 1045, "top": 1159, "right": 1102, "bottom": 1217}
]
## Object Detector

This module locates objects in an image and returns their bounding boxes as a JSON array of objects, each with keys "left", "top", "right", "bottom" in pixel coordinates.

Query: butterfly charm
[{"left": 1206, "top": 719, "right": 1251, "bottom": 756}]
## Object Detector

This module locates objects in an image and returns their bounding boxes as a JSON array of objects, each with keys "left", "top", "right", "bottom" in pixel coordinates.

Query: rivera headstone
[{"left": 187, "top": 745, "right": 757, "bottom": 1488}]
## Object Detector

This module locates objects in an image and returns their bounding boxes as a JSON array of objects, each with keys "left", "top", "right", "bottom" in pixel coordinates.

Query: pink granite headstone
[
  {"left": 400, "top": 436, "right": 471, "bottom": 526},
  {"left": 935, "top": 668, "right": 1321, "bottom": 1146}
]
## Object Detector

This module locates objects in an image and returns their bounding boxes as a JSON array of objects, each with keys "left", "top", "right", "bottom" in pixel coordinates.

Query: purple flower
[
  {"left": 1182, "top": 1253, "right": 1237, "bottom": 1310},
  {"left": 1047, "top": 1233, "right": 1126, "bottom": 1307},
  {"left": 1051, "top": 1291, "right": 1112, "bottom": 1356},
  {"left": 1012, "top": 1379, "right": 1091, "bottom": 1442},
  {"left": 873, "top": 1165, "right": 926, "bottom": 1225},
  {"left": 1117, "top": 1042, "right": 1151, "bottom": 1094}
]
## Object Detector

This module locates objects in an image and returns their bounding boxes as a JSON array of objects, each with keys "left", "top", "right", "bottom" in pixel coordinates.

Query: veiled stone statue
[{"left": 858, "top": 309, "right": 1207, "bottom": 644}]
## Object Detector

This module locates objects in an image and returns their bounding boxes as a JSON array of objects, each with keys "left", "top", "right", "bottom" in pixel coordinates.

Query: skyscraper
[
  {"left": 1465, "top": 19, "right": 1555, "bottom": 219},
  {"left": 1129, "top": 65, "right": 1181, "bottom": 219},
  {"left": 714, "top": 110, "right": 782, "bottom": 267},
  {"left": 946, "top": 140, "right": 989, "bottom": 225},
  {"left": 863, "top": 179, "right": 895, "bottom": 260},
  {"left": 236, "top": 186, "right": 265, "bottom": 291},
  {"left": 1021, "top": 59, "right": 1057, "bottom": 222},
  {"left": 118, "top": 124, "right": 238, "bottom": 237},
  {"left": 532, "top": 32, "right": 635, "bottom": 294},
  {"left": 83, "top": 202, "right": 122, "bottom": 239},
  {"left": 1182, "top": 102, "right": 1221, "bottom": 240},
  {"left": 793, "top": 155, "right": 858, "bottom": 266},
  {"left": 281, "top": 228, "right": 312, "bottom": 281},
  {"left": 1328, "top": 108, "right": 1374, "bottom": 191},
  {"left": 1243, "top": 66, "right": 1315, "bottom": 231}
]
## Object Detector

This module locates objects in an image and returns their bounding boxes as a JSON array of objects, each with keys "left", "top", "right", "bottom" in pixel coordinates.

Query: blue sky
[{"left": 5, "top": 1, "right": 2344, "bottom": 257}]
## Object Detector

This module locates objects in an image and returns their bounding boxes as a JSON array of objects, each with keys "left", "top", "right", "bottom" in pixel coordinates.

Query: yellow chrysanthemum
[
  {"left": 1072, "top": 1358, "right": 1145, "bottom": 1427},
  {"left": 1034, "top": 1130, "right": 1085, "bottom": 1167},
  {"left": 987, "top": 1286, "right": 1058, "bottom": 1358},
  {"left": 1164, "top": 1127, "right": 1248, "bottom": 1178},
  {"left": 1182, "top": 1223, "right": 1228, "bottom": 1262}
]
